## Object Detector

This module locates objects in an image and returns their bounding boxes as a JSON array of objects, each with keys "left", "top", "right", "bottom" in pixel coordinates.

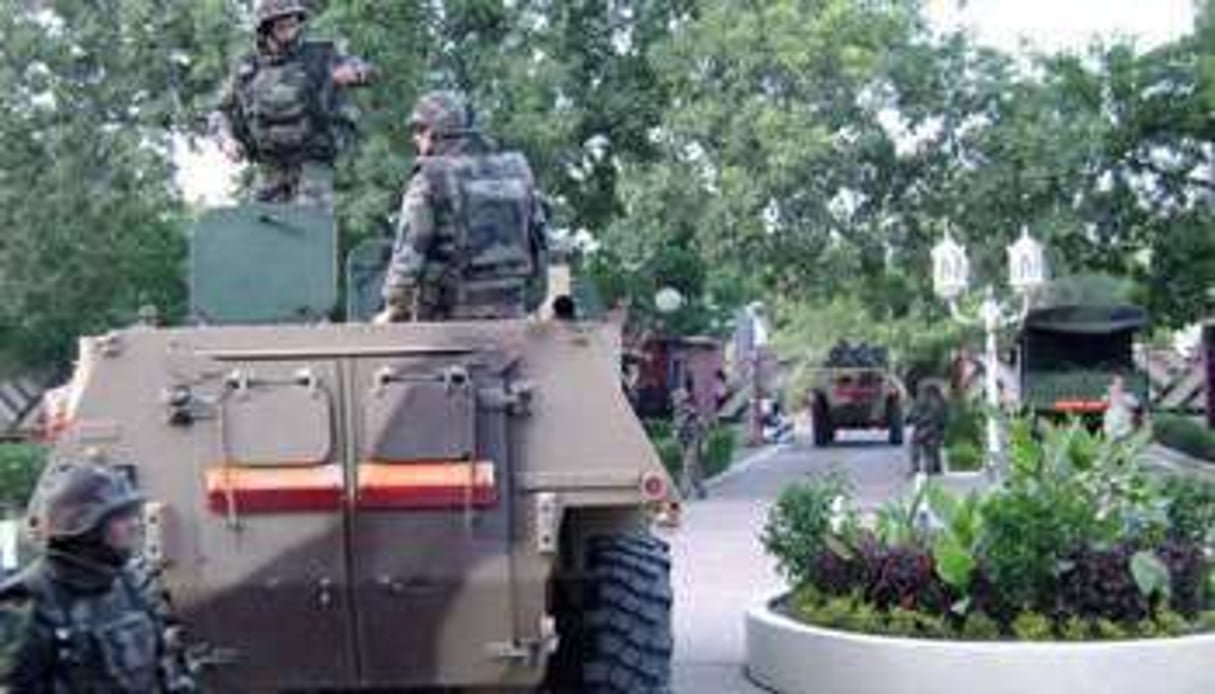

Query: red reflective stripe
[
  {"left": 205, "top": 465, "right": 344, "bottom": 513},
  {"left": 357, "top": 462, "right": 497, "bottom": 510},
  {"left": 1053, "top": 400, "right": 1107, "bottom": 413}
]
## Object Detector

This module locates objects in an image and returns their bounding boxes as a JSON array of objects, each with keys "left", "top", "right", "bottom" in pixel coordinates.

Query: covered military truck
[
  {"left": 1018, "top": 304, "right": 1149, "bottom": 419},
  {"left": 31, "top": 203, "right": 674, "bottom": 692}
]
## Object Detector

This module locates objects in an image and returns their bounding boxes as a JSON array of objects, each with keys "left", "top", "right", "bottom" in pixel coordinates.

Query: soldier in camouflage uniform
[
  {"left": 376, "top": 91, "right": 549, "bottom": 322},
  {"left": 0, "top": 464, "right": 193, "bottom": 692},
  {"left": 673, "top": 384, "right": 708, "bottom": 500},
  {"left": 211, "top": 0, "right": 373, "bottom": 206},
  {"left": 908, "top": 382, "right": 948, "bottom": 476}
]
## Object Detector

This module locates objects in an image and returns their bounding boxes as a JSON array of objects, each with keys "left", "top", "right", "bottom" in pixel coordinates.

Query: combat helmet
[
  {"left": 409, "top": 91, "right": 472, "bottom": 138},
  {"left": 40, "top": 464, "right": 143, "bottom": 539},
  {"left": 256, "top": 0, "right": 310, "bottom": 29}
]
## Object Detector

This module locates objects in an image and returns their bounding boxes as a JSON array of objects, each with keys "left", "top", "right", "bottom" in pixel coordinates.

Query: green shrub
[
  {"left": 1094, "top": 619, "right": 1130, "bottom": 640},
  {"left": 1060, "top": 617, "right": 1090, "bottom": 641},
  {"left": 959, "top": 611, "right": 1002, "bottom": 640},
  {"left": 1011, "top": 612, "right": 1053, "bottom": 641},
  {"left": 945, "top": 441, "right": 983, "bottom": 472},
  {"left": 703, "top": 424, "right": 738, "bottom": 478},
  {"left": 1160, "top": 476, "right": 1215, "bottom": 544},
  {"left": 1154, "top": 414, "right": 1215, "bottom": 462},
  {"left": 644, "top": 420, "right": 682, "bottom": 479},
  {"left": 762, "top": 475, "right": 854, "bottom": 587},
  {"left": 0, "top": 443, "right": 46, "bottom": 509},
  {"left": 1153, "top": 610, "right": 1191, "bottom": 637},
  {"left": 646, "top": 419, "right": 738, "bottom": 481}
]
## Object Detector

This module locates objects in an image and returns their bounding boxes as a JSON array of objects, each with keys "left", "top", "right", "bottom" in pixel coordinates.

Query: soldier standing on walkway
[
  {"left": 673, "top": 382, "right": 708, "bottom": 500},
  {"left": 0, "top": 464, "right": 193, "bottom": 692},
  {"left": 376, "top": 91, "right": 548, "bottom": 323},
  {"left": 211, "top": 0, "right": 373, "bottom": 206},
  {"left": 908, "top": 382, "right": 948, "bottom": 476}
]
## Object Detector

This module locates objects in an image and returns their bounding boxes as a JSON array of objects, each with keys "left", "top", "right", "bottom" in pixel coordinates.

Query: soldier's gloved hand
[{"left": 332, "top": 60, "right": 374, "bottom": 87}]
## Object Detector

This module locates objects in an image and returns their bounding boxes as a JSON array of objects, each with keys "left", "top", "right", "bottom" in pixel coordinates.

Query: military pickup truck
[{"left": 808, "top": 342, "right": 905, "bottom": 447}]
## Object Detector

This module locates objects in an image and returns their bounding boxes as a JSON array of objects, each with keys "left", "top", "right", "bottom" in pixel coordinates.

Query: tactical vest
[
  {"left": 419, "top": 151, "right": 542, "bottom": 319},
  {"left": 23, "top": 566, "right": 161, "bottom": 693},
  {"left": 237, "top": 42, "right": 335, "bottom": 162}
]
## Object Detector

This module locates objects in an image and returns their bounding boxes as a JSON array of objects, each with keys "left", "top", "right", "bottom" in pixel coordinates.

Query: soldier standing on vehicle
[
  {"left": 0, "top": 464, "right": 194, "bottom": 692},
  {"left": 375, "top": 91, "right": 549, "bottom": 323},
  {"left": 908, "top": 382, "right": 948, "bottom": 476},
  {"left": 210, "top": 0, "right": 373, "bottom": 206},
  {"left": 673, "top": 383, "right": 708, "bottom": 500}
]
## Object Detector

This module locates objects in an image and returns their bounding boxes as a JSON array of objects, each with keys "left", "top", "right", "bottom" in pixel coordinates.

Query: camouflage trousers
[
  {"left": 910, "top": 437, "right": 943, "bottom": 475},
  {"left": 254, "top": 160, "right": 334, "bottom": 207},
  {"left": 680, "top": 439, "right": 707, "bottom": 499}
]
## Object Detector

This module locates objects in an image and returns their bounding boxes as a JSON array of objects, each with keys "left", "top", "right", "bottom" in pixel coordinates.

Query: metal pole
[{"left": 982, "top": 288, "right": 1003, "bottom": 477}]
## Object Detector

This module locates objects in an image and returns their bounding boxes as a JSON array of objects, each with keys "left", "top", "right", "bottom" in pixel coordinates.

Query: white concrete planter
[{"left": 746, "top": 596, "right": 1215, "bottom": 694}]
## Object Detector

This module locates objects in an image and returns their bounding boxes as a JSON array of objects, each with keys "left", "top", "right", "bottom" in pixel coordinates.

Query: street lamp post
[{"left": 932, "top": 227, "right": 1047, "bottom": 478}]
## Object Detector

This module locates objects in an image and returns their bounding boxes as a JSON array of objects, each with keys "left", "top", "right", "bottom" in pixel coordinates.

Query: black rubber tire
[
  {"left": 579, "top": 533, "right": 674, "bottom": 693},
  {"left": 812, "top": 396, "right": 833, "bottom": 447},
  {"left": 887, "top": 397, "right": 905, "bottom": 446}
]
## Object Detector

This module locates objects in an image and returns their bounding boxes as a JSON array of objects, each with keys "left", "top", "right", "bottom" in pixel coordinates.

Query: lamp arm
[{"left": 947, "top": 299, "right": 982, "bottom": 327}]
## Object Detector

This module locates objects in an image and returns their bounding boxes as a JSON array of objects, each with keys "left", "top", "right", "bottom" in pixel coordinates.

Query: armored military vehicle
[
  {"left": 808, "top": 341, "right": 905, "bottom": 447},
  {"left": 33, "top": 203, "right": 674, "bottom": 692}
]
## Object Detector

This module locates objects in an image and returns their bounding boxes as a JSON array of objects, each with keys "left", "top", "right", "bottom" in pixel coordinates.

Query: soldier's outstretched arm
[{"left": 380, "top": 173, "right": 437, "bottom": 321}]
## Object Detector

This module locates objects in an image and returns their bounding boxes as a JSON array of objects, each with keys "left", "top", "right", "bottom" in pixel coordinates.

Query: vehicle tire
[
  {"left": 887, "top": 396, "right": 904, "bottom": 446},
  {"left": 812, "top": 396, "right": 833, "bottom": 447},
  {"left": 548, "top": 533, "right": 673, "bottom": 693}
]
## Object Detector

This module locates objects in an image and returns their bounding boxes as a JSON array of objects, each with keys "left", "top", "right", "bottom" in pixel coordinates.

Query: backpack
[{"left": 421, "top": 151, "right": 544, "bottom": 313}]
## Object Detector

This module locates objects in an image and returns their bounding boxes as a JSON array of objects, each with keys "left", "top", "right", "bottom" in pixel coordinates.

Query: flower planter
[{"left": 746, "top": 595, "right": 1215, "bottom": 694}]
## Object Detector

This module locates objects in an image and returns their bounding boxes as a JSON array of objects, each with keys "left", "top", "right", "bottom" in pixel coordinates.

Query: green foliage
[
  {"left": 762, "top": 474, "right": 854, "bottom": 587},
  {"left": 926, "top": 484, "right": 982, "bottom": 591},
  {"left": 1154, "top": 415, "right": 1215, "bottom": 463},
  {"left": 945, "top": 441, "right": 984, "bottom": 473},
  {"left": 644, "top": 420, "right": 683, "bottom": 480},
  {"left": 1130, "top": 551, "right": 1173, "bottom": 602},
  {"left": 1094, "top": 618, "right": 1130, "bottom": 640},
  {"left": 959, "top": 611, "right": 1002, "bottom": 641},
  {"left": 1060, "top": 616, "right": 1090, "bottom": 641},
  {"left": 703, "top": 424, "right": 739, "bottom": 479},
  {"left": 1010, "top": 612, "right": 1054, "bottom": 641},
  {"left": 645, "top": 419, "right": 738, "bottom": 482},
  {"left": 0, "top": 444, "right": 47, "bottom": 509},
  {"left": 1160, "top": 476, "right": 1215, "bottom": 546},
  {"left": 767, "top": 414, "right": 1215, "bottom": 641}
]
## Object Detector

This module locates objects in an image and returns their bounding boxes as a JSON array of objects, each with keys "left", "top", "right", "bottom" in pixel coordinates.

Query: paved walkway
[{"left": 663, "top": 431, "right": 927, "bottom": 693}]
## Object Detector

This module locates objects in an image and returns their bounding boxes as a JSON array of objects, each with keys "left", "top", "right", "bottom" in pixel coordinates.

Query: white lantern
[
  {"left": 654, "top": 287, "right": 685, "bottom": 314},
  {"left": 931, "top": 231, "right": 970, "bottom": 302},
  {"left": 1007, "top": 227, "right": 1046, "bottom": 294}
]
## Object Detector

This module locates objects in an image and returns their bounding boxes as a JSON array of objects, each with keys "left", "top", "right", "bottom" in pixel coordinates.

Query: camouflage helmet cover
[
  {"left": 41, "top": 464, "right": 143, "bottom": 539},
  {"left": 256, "top": 0, "right": 310, "bottom": 29},
  {"left": 409, "top": 91, "right": 471, "bottom": 138}
]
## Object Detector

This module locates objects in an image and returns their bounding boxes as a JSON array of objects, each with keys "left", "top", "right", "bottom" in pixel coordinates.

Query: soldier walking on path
[
  {"left": 0, "top": 464, "right": 193, "bottom": 692},
  {"left": 908, "top": 382, "right": 948, "bottom": 476},
  {"left": 673, "top": 382, "right": 708, "bottom": 500},
  {"left": 211, "top": 0, "right": 373, "bottom": 206},
  {"left": 376, "top": 91, "right": 549, "bottom": 323}
]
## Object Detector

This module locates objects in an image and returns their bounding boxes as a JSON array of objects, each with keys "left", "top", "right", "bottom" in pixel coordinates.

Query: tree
[{"left": 0, "top": 0, "right": 238, "bottom": 368}]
